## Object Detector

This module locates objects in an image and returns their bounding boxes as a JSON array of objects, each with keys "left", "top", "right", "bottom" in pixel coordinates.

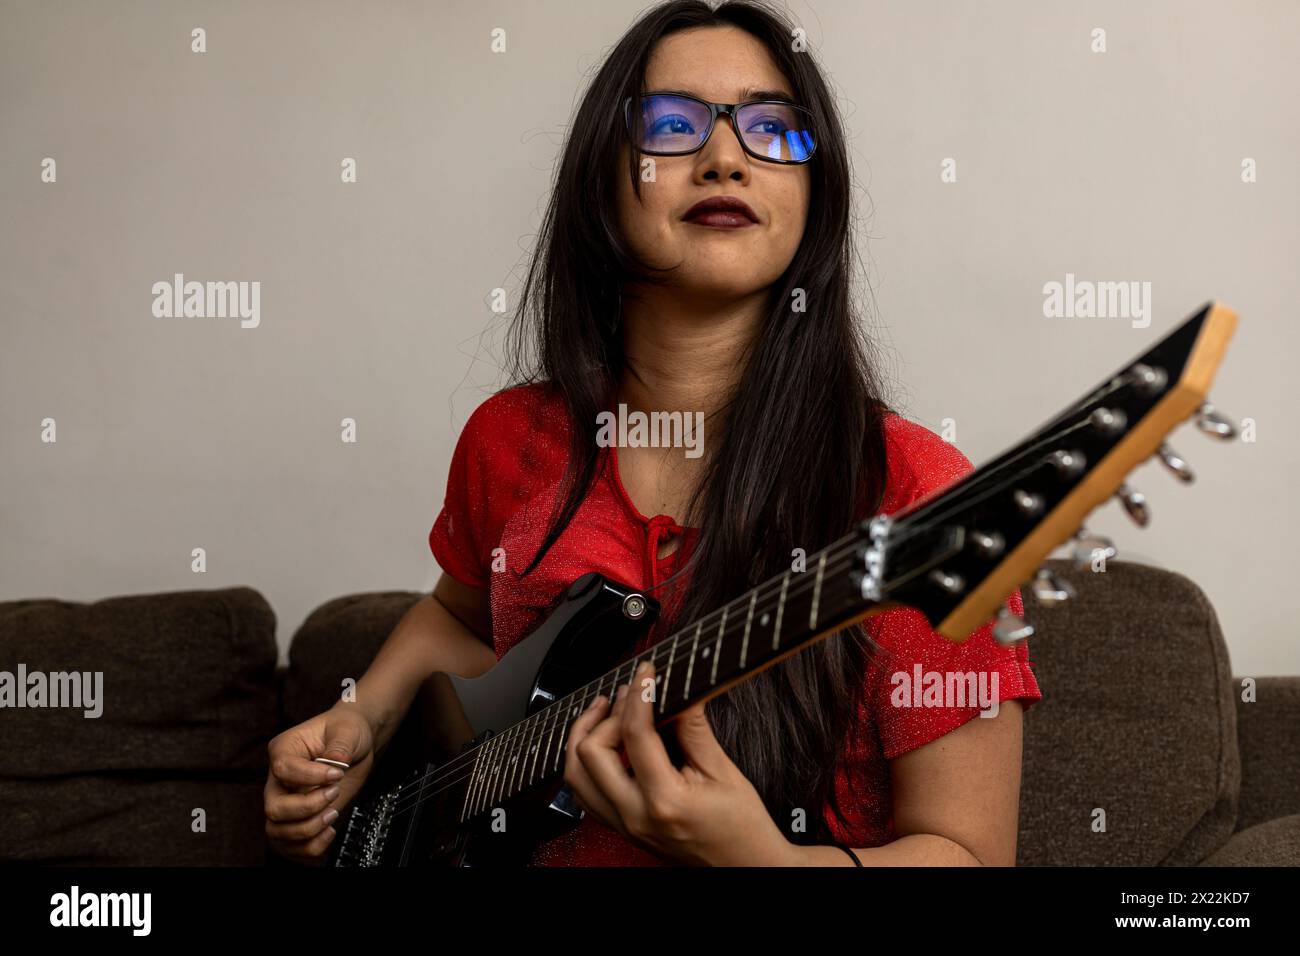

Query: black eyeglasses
[{"left": 624, "top": 92, "right": 817, "bottom": 165}]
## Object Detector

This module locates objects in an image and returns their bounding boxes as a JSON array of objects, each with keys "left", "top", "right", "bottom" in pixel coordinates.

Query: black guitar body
[{"left": 331, "top": 572, "right": 660, "bottom": 867}]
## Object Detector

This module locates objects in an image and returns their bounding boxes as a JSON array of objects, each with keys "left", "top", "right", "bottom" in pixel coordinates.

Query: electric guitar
[{"left": 330, "top": 300, "right": 1239, "bottom": 866}]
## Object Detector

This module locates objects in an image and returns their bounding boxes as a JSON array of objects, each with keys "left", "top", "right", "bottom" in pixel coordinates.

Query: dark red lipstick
[{"left": 682, "top": 195, "right": 759, "bottom": 228}]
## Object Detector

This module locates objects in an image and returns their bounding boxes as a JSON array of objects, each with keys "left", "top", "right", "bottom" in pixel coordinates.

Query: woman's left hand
[{"left": 562, "top": 659, "right": 797, "bottom": 866}]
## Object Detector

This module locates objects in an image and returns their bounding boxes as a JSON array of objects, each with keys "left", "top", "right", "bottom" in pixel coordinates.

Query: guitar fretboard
[{"left": 457, "top": 532, "right": 892, "bottom": 822}]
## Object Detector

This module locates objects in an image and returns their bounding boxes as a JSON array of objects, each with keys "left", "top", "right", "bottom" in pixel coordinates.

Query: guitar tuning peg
[
  {"left": 1129, "top": 363, "right": 1169, "bottom": 395},
  {"left": 1047, "top": 448, "right": 1086, "bottom": 479},
  {"left": 1072, "top": 527, "right": 1117, "bottom": 569},
  {"left": 1156, "top": 443, "right": 1194, "bottom": 482},
  {"left": 1115, "top": 482, "right": 1149, "bottom": 527},
  {"left": 993, "top": 606, "right": 1035, "bottom": 645},
  {"left": 1195, "top": 401, "right": 1237, "bottom": 440},
  {"left": 1032, "top": 568, "right": 1076, "bottom": 607},
  {"left": 928, "top": 569, "right": 965, "bottom": 594},
  {"left": 969, "top": 530, "right": 1006, "bottom": 558},
  {"left": 1014, "top": 489, "right": 1045, "bottom": 516}
]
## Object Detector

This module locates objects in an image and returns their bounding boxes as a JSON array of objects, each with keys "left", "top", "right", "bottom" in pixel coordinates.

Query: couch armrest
[
  {"left": 1232, "top": 676, "right": 1300, "bottom": 830},
  {"left": 1197, "top": 814, "right": 1300, "bottom": 866}
]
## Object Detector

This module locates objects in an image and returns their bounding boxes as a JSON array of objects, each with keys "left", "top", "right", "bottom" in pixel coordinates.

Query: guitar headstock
[{"left": 855, "top": 300, "right": 1238, "bottom": 643}]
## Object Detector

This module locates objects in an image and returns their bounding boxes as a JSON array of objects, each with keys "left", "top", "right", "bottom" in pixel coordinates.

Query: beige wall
[{"left": 1, "top": 1, "right": 1296, "bottom": 674}]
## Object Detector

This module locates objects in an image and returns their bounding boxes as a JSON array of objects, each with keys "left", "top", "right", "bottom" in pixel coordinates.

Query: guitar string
[{"left": 369, "top": 388, "right": 1137, "bottom": 827}]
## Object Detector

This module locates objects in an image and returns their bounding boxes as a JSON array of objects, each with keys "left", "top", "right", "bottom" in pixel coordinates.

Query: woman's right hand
[{"left": 264, "top": 704, "right": 376, "bottom": 863}]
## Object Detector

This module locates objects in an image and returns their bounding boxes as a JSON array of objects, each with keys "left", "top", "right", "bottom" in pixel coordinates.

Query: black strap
[{"left": 835, "top": 843, "right": 863, "bottom": 867}]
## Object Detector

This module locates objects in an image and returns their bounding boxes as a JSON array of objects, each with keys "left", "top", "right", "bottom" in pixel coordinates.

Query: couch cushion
[
  {"left": 1018, "top": 559, "right": 1239, "bottom": 865},
  {"left": 0, "top": 586, "right": 278, "bottom": 776},
  {"left": 0, "top": 587, "right": 278, "bottom": 864},
  {"left": 282, "top": 591, "right": 424, "bottom": 728}
]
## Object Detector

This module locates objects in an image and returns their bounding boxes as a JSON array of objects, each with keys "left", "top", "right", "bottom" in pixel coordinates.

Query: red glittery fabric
[{"left": 429, "top": 382, "right": 1042, "bottom": 865}]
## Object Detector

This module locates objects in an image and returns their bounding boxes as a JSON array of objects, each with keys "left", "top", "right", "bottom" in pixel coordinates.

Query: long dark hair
[{"left": 502, "top": 0, "right": 894, "bottom": 844}]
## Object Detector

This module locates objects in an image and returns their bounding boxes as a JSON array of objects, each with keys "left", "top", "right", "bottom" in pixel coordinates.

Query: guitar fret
[
  {"left": 558, "top": 679, "right": 602, "bottom": 771},
  {"left": 486, "top": 724, "right": 514, "bottom": 813},
  {"left": 772, "top": 571, "right": 790, "bottom": 651},
  {"left": 462, "top": 746, "right": 484, "bottom": 823},
  {"left": 709, "top": 605, "right": 728, "bottom": 685},
  {"left": 810, "top": 550, "right": 827, "bottom": 630},
  {"left": 548, "top": 696, "right": 573, "bottom": 774},
  {"left": 495, "top": 721, "right": 524, "bottom": 808},
  {"left": 612, "top": 661, "right": 628, "bottom": 705},
  {"left": 502, "top": 720, "right": 525, "bottom": 801},
  {"left": 683, "top": 620, "right": 702, "bottom": 703},
  {"left": 538, "top": 712, "right": 560, "bottom": 781},
  {"left": 739, "top": 588, "right": 757, "bottom": 669},
  {"left": 524, "top": 711, "right": 543, "bottom": 789},
  {"left": 473, "top": 731, "right": 500, "bottom": 817},
  {"left": 535, "top": 711, "right": 552, "bottom": 788},
  {"left": 468, "top": 733, "right": 489, "bottom": 818},
  {"left": 519, "top": 716, "right": 538, "bottom": 794},
  {"left": 512, "top": 716, "right": 532, "bottom": 795},
  {"left": 552, "top": 689, "right": 588, "bottom": 773},
  {"left": 659, "top": 632, "right": 679, "bottom": 714}
]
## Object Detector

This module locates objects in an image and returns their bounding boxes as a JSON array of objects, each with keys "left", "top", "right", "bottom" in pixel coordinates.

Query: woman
[{"left": 264, "top": 0, "right": 1041, "bottom": 866}]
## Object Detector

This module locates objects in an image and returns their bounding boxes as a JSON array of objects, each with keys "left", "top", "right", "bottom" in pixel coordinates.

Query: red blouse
[{"left": 428, "top": 382, "right": 1042, "bottom": 866}]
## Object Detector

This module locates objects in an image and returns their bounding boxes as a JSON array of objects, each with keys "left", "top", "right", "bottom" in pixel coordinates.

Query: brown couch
[{"left": 2, "top": 559, "right": 1296, "bottom": 865}]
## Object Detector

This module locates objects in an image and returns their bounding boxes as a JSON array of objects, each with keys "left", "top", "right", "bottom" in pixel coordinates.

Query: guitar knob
[
  {"left": 622, "top": 594, "right": 648, "bottom": 619},
  {"left": 993, "top": 606, "right": 1035, "bottom": 645},
  {"left": 1156, "top": 443, "right": 1194, "bottom": 483},
  {"left": 1031, "top": 568, "right": 1076, "bottom": 607},
  {"left": 1071, "top": 527, "right": 1117, "bottom": 569},
  {"left": 1195, "top": 401, "right": 1237, "bottom": 440},
  {"left": 1115, "top": 483, "right": 1149, "bottom": 527}
]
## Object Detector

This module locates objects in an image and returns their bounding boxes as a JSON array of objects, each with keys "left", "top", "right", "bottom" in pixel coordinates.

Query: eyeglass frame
[{"left": 622, "top": 91, "right": 818, "bottom": 165}]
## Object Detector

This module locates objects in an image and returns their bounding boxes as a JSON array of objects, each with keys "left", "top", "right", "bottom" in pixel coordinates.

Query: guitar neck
[{"left": 458, "top": 527, "right": 901, "bottom": 822}]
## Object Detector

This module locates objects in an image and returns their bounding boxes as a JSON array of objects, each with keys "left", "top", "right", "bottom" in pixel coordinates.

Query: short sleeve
[
  {"left": 867, "top": 416, "right": 1044, "bottom": 760},
  {"left": 866, "top": 590, "right": 1042, "bottom": 761},
  {"left": 428, "top": 407, "right": 491, "bottom": 589}
]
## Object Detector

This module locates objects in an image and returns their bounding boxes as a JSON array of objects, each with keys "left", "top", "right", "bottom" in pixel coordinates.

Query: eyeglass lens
[{"left": 632, "top": 94, "right": 814, "bottom": 163}]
